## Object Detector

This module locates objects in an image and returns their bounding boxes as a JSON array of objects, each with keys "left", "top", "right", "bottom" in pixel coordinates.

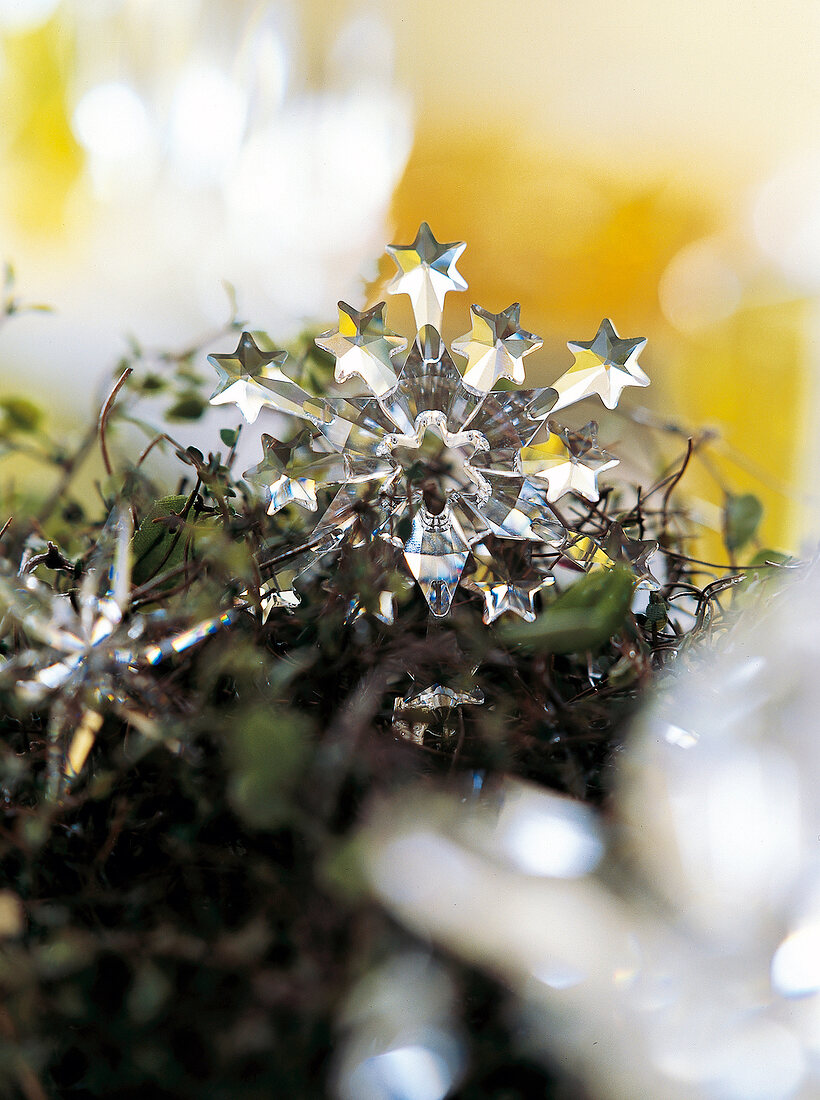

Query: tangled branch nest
[{"left": 0, "top": 262, "right": 794, "bottom": 1098}]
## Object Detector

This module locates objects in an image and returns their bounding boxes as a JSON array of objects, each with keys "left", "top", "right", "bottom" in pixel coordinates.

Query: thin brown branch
[
  {"left": 98, "top": 367, "right": 133, "bottom": 477},
  {"left": 661, "top": 437, "right": 694, "bottom": 531}
]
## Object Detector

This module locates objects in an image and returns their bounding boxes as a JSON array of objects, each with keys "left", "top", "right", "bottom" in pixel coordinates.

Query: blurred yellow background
[{"left": 1, "top": 0, "right": 818, "bottom": 551}]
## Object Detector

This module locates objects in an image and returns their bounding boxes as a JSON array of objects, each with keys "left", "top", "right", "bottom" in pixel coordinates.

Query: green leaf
[
  {"left": 220, "top": 428, "right": 238, "bottom": 448},
  {"left": 175, "top": 367, "right": 205, "bottom": 386},
  {"left": 0, "top": 395, "right": 44, "bottom": 433},
  {"left": 732, "top": 548, "right": 796, "bottom": 606},
  {"left": 131, "top": 495, "right": 191, "bottom": 587},
  {"left": 319, "top": 836, "right": 369, "bottom": 901},
  {"left": 500, "top": 566, "right": 636, "bottom": 654},
  {"left": 138, "top": 373, "right": 166, "bottom": 393},
  {"left": 166, "top": 391, "right": 207, "bottom": 421},
  {"left": 724, "top": 492, "right": 763, "bottom": 553},
  {"left": 127, "top": 961, "right": 173, "bottom": 1023},
  {"left": 228, "top": 707, "right": 314, "bottom": 830},
  {"left": 747, "top": 548, "right": 791, "bottom": 568}
]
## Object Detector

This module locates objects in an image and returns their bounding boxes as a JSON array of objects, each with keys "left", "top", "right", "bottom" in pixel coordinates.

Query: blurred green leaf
[
  {"left": 34, "top": 931, "right": 95, "bottom": 980},
  {"left": 137, "top": 373, "right": 166, "bottom": 393},
  {"left": 724, "top": 492, "right": 763, "bottom": 553},
  {"left": 747, "top": 548, "right": 791, "bottom": 568},
  {"left": 166, "top": 391, "right": 207, "bottom": 421},
  {"left": 127, "top": 961, "right": 172, "bottom": 1024},
  {"left": 228, "top": 707, "right": 313, "bottom": 830},
  {"left": 319, "top": 836, "right": 369, "bottom": 901},
  {"left": 733, "top": 548, "right": 797, "bottom": 607},
  {"left": 0, "top": 395, "right": 44, "bottom": 433},
  {"left": 500, "top": 566, "right": 636, "bottom": 653}
]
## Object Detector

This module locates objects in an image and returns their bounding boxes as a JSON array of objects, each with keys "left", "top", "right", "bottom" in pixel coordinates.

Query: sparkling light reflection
[
  {"left": 492, "top": 786, "right": 604, "bottom": 878},
  {"left": 336, "top": 952, "right": 463, "bottom": 1100},
  {"left": 347, "top": 1045, "right": 454, "bottom": 1100},
  {"left": 73, "top": 82, "right": 153, "bottom": 163},
  {"left": 772, "top": 925, "right": 820, "bottom": 997}
]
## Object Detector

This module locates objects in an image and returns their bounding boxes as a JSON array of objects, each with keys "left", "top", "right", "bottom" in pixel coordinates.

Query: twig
[
  {"left": 130, "top": 562, "right": 204, "bottom": 609},
  {"left": 661, "top": 437, "right": 694, "bottom": 531},
  {"left": 98, "top": 367, "right": 133, "bottom": 477}
]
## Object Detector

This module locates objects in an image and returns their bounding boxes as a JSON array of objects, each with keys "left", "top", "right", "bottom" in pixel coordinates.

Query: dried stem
[{"left": 98, "top": 367, "right": 133, "bottom": 477}]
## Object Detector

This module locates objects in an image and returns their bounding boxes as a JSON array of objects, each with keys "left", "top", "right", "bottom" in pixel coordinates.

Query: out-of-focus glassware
[
  {"left": 0, "top": 0, "right": 413, "bottom": 402},
  {"left": 361, "top": 560, "right": 820, "bottom": 1099}
]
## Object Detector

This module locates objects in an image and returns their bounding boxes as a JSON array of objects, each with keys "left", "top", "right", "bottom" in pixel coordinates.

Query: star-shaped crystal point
[
  {"left": 315, "top": 302, "right": 406, "bottom": 397},
  {"left": 387, "top": 222, "right": 467, "bottom": 331},
  {"left": 402, "top": 509, "right": 470, "bottom": 617},
  {"left": 208, "top": 332, "right": 292, "bottom": 423},
  {"left": 258, "top": 578, "right": 301, "bottom": 623},
  {"left": 551, "top": 319, "right": 648, "bottom": 413},
  {"left": 244, "top": 434, "right": 319, "bottom": 516},
  {"left": 452, "top": 303, "right": 543, "bottom": 392},
  {"left": 345, "top": 589, "right": 397, "bottom": 626},
  {"left": 602, "top": 523, "right": 660, "bottom": 589},
  {"left": 521, "top": 421, "right": 619, "bottom": 503},
  {"left": 466, "top": 540, "right": 555, "bottom": 624}
]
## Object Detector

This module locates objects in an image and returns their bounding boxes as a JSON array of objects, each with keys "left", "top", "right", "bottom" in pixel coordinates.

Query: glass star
[
  {"left": 521, "top": 421, "right": 619, "bottom": 503},
  {"left": 466, "top": 539, "right": 555, "bottom": 624},
  {"left": 244, "top": 433, "right": 319, "bottom": 516},
  {"left": 551, "top": 318, "right": 648, "bottom": 413},
  {"left": 452, "top": 303, "right": 542, "bottom": 392},
  {"left": 386, "top": 222, "right": 467, "bottom": 331},
  {"left": 315, "top": 301, "right": 406, "bottom": 397},
  {"left": 208, "top": 332, "right": 292, "bottom": 423},
  {"left": 602, "top": 522, "right": 660, "bottom": 589}
]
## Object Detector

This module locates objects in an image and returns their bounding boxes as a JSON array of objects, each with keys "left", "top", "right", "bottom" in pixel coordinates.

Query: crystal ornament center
[
  {"left": 379, "top": 411, "right": 490, "bottom": 516},
  {"left": 209, "top": 223, "right": 651, "bottom": 621}
]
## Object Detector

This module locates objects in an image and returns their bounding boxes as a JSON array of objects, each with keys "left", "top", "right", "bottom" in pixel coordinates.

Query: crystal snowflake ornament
[
  {"left": 0, "top": 514, "right": 233, "bottom": 796},
  {"left": 211, "top": 224, "right": 650, "bottom": 621}
]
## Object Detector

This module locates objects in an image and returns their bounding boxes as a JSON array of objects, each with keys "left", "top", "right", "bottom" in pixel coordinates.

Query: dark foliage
[{"left": 0, "top": 279, "right": 790, "bottom": 1098}]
